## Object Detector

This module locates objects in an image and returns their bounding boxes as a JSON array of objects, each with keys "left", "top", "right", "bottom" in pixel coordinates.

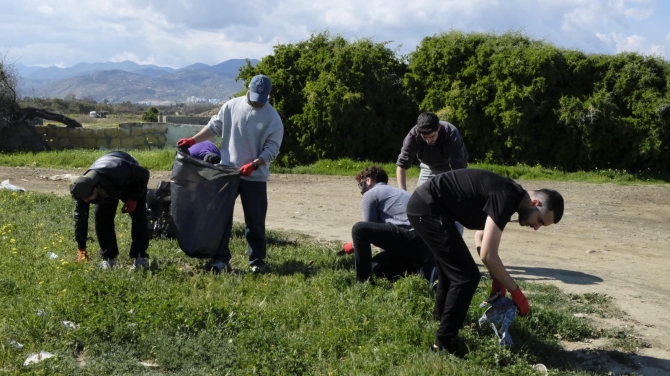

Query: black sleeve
[
  {"left": 127, "top": 164, "right": 150, "bottom": 201},
  {"left": 483, "top": 191, "right": 517, "bottom": 231},
  {"left": 74, "top": 199, "right": 90, "bottom": 249},
  {"left": 446, "top": 128, "right": 468, "bottom": 170},
  {"left": 396, "top": 132, "right": 418, "bottom": 169}
]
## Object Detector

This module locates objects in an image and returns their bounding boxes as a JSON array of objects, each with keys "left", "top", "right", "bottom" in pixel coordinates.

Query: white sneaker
[
  {"left": 132, "top": 257, "right": 150, "bottom": 270},
  {"left": 250, "top": 261, "right": 266, "bottom": 274},
  {"left": 101, "top": 259, "right": 117, "bottom": 270}
]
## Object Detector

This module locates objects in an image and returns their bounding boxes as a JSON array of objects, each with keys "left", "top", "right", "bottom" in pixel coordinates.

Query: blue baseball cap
[{"left": 248, "top": 74, "right": 272, "bottom": 103}]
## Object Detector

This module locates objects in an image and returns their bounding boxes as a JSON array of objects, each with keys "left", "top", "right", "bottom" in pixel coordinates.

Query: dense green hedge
[
  {"left": 238, "top": 32, "right": 417, "bottom": 166},
  {"left": 406, "top": 31, "right": 670, "bottom": 172},
  {"left": 239, "top": 31, "right": 669, "bottom": 172}
]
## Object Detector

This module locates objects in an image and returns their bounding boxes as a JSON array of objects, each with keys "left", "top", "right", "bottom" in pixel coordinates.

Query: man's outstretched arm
[
  {"left": 479, "top": 216, "right": 529, "bottom": 315},
  {"left": 396, "top": 166, "right": 408, "bottom": 190},
  {"left": 479, "top": 217, "right": 516, "bottom": 291}
]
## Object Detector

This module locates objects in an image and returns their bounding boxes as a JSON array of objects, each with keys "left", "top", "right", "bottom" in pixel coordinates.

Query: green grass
[
  {"left": 0, "top": 191, "right": 638, "bottom": 374},
  {"left": 65, "top": 114, "right": 143, "bottom": 129},
  {"left": 0, "top": 149, "right": 177, "bottom": 171},
  {"left": 0, "top": 149, "right": 668, "bottom": 184}
]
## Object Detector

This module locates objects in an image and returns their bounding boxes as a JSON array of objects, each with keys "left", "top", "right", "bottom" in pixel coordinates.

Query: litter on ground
[
  {"left": 24, "top": 351, "right": 55, "bottom": 366},
  {"left": 0, "top": 180, "right": 25, "bottom": 192}
]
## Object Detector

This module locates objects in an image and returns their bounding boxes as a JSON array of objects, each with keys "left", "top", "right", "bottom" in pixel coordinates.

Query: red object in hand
[
  {"left": 239, "top": 162, "right": 255, "bottom": 177},
  {"left": 511, "top": 287, "right": 530, "bottom": 316},
  {"left": 77, "top": 249, "right": 89, "bottom": 262},
  {"left": 490, "top": 278, "right": 507, "bottom": 298},
  {"left": 122, "top": 199, "right": 137, "bottom": 213},
  {"left": 342, "top": 242, "right": 354, "bottom": 255},
  {"left": 177, "top": 137, "right": 196, "bottom": 148}
]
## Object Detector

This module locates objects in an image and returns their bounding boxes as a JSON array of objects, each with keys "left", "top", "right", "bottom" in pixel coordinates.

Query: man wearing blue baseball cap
[{"left": 177, "top": 74, "right": 284, "bottom": 274}]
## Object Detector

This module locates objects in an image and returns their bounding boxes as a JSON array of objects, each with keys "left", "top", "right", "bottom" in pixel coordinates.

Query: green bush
[
  {"left": 141, "top": 107, "right": 159, "bottom": 122},
  {"left": 405, "top": 30, "right": 670, "bottom": 172},
  {"left": 237, "top": 31, "right": 418, "bottom": 166}
]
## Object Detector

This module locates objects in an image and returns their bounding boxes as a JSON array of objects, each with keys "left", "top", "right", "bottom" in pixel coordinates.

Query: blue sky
[{"left": 1, "top": 0, "right": 669, "bottom": 68}]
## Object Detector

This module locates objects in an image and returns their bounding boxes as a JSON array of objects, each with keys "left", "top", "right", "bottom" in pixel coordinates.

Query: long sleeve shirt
[
  {"left": 361, "top": 183, "right": 411, "bottom": 227},
  {"left": 396, "top": 121, "right": 468, "bottom": 172},
  {"left": 206, "top": 96, "right": 284, "bottom": 182},
  {"left": 74, "top": 151, "right": 150, "bottom": 249}
]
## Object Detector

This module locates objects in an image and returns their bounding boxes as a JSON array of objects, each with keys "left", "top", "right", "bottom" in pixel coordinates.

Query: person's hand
[
  {"left": 342, "top": 242, "right": 354, "bottom": 255},
  {"left": 122, "top": 199, "right": 137, "bottom": 213},
  {"left": 511, "top": 287, "right": 530, "bottom": 316},
  {"left": 177, "top": 138, "right": 196, "bottom": 148},
  {"left": 490, "top": 278, "right": 507, "bottom": 298},
  {"left": 239, "top": 162, "right": 256, "bottom": 177},
  {"left": 77, "top": 249, "right": 89, "bottom": 262}
]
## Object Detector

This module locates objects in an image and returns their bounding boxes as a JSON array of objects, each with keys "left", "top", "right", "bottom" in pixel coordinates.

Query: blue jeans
[{"left": 215, "top": 179, "right": 268, "bottom": 265}]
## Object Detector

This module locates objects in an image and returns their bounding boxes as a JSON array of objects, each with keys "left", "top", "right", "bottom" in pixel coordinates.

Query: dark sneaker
[
  {"left": 430, "top": 337, "right": 464, "bottom": 357},
  {"left": 250, "top": 261, "right": 266, "bottom": 274},
  {"left": 132, "top": 257, "right": 150, "bottom": 271},
  {"left": 206, "top": 260, "right": 231, "bottom": 274}
]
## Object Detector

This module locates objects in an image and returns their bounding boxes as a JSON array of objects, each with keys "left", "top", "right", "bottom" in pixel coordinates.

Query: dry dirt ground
[{"left": 2, "top": 166, "right": 670, "bottom": 375}]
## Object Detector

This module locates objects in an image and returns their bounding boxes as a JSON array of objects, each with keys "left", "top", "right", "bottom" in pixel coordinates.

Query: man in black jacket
[
  {"left": 396, "top": 112, "right": 468, "bottom": 190},
  {"left": 70, "top": 151, "right": 151, "bottom": 270},
  {"left": 396, "top": 112, "right": 469, "bottom": 236}
]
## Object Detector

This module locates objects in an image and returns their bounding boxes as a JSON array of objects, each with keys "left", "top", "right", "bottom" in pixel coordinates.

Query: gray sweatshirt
[
  {"left": 361, "top": 183, "right": 411, "bottom": 227},
  {"left": 206, "top": 96, "right": 284, "bottom": 182}
]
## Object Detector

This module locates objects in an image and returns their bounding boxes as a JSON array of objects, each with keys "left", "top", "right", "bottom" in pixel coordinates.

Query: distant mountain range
[{"left": 15, "top": 59, "right": 259, "bottom": 104}]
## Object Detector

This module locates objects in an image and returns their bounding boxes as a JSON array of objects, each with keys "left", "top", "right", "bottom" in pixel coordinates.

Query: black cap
[{"left": 70, "top": 170, "right": 100, "bottom": 200}]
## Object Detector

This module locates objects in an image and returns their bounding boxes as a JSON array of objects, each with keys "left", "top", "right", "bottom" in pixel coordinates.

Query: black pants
[
  {"left": 406, "top": 194, "right": 481, "bottom": 343},
  {"left": 216, "top": 180, "right": 268, "bottom": 265},
  {"left": 95, "top": 195, "right": 149, "bottom": 260},
  {"left": 351, "top": 222, "right": 433, "bottom": 282}
]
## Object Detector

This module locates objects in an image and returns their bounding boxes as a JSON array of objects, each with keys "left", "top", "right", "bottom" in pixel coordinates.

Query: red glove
[
  {"left": 239, "top": 162, "right": 256, "bottom": 177},
  {"left": 511, "top": 287, "right": 530, "bottom": 316},
  {"left": 177, "top": 138, "right": 196, "bottom": 148},
  {"left": 491, "top": 278, "right": 507, "bottom": 298},
  {"left": 77, "top": 249, "right": 89, "bottom": 262},
  {"left": 342, "top": 242, "right": 354, "bottom": 255},
  {"left": 122, "top": 199, "right": 137, "bottom": 213}
]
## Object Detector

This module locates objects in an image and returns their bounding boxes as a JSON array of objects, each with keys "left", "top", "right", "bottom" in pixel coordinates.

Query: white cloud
[
  {"left": 1, "top": 0, "right": 669, "bottom": 67},
  {"left": 596, "top": 31, "right": 664, "bottom": 57},
  {"left": 36, "top": 5, "right": 55, "bottom": 15}
]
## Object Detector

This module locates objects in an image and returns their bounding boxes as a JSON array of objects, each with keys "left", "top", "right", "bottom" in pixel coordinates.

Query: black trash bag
[
  {"left": 146, "top": 180, "right": 176, "bottom": 239},
  {"left": 170, "top": 149, "right": 240, "bottom": 258}
]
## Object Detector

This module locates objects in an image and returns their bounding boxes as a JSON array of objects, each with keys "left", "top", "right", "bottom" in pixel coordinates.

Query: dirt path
[{"left": 2, "top": 166, "right": 670, "bottom": 374}]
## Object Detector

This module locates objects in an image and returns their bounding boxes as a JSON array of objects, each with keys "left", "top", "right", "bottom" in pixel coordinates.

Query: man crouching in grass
[{"left": 70, "top": 151, "right": 150, "bottom": 270}]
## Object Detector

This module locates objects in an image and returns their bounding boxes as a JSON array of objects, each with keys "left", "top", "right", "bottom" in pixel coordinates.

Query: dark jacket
[
  {"left": 396, "top": 121, "right": 468, "bottom": 172},
  {"left": 74, "top": 151, "right": 150, "bottom": 249}
]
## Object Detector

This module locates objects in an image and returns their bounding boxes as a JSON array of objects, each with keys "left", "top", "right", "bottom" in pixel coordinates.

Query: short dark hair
[
  {"left": 416, "top": 112, "right": 440, "bottom": 134},
  {"left": 535, "top": 189, "right": 564, "bottom": 224},
  {"left": 355, "top": 166, "right": 389, "bottom": 184}
]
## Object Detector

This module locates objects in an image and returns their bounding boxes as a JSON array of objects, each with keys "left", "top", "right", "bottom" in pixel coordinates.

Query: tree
[
  {"left": 1, "top": 55, "right": 81, "bottom": 151},
  {"left": 142, "top": 106, "right": 159, "bottom": 122},
  {"left": 0, "top": 57, "right": 20, "bottom": 127},
  {"left": 237, "top": 31, "right": 418, "bottom": 166},
  {"left": 405, "top": 30, "right": 670, "bottom": 171}
]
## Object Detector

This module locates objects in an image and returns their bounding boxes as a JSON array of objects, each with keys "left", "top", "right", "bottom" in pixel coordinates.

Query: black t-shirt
[{"left": 409, "top": 169, "right": 526, "bottom": 231}]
